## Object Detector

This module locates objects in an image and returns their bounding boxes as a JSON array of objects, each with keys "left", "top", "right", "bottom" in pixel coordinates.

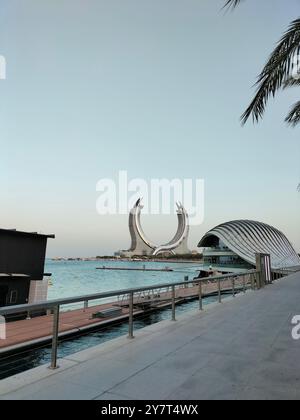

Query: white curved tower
[{"left": 122, "top": 199, "right": 190, "bottom": 257}]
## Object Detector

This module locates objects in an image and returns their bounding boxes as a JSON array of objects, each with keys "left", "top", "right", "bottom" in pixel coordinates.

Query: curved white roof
[{"left": 198, "top": 220, "right": 300, "bottom": 269}]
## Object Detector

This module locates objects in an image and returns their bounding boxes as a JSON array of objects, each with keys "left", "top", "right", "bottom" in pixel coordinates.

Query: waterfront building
[
  {"left": 0, "top": 229, "right": 54, "bottom": 311},
  {"left": 198, "top": 220, "right": 300, "bottom": 270}
]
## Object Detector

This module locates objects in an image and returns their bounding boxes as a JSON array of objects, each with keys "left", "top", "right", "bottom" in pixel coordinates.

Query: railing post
[
  {"left": 83, "top": 300, "right": 88, "bottom": 311},
  {"left": 251, "top": 273, "right": 256, "bottom": 290},
  {"left": 172, "top": 285, "right": 176, "bottom": 321},
  {"left": 256, "top": 254, "right": 263, "bottom": 288},
  {"left": 232, "top": 277, "right": 236, "bottom": 297},
  {"left": 49, "top": 305, "right": 60, "bottom": 370},
  {"left": 243, "top": 275, "right": 246, "bottom": 293},
  {"left": 198, "top": 281, "right": 203, "bottom": 311},
  {"left": 128, "top": 292, "right": 134, "bottom": 339},
  {"left": 218, "top": 279, "right": 222, "bottom": 303},
  {"left": 256, "top": 253, "right": 271, "bottom": 288}
]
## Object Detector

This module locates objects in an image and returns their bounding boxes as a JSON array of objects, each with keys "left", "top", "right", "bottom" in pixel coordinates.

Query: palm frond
[
  {"left": 283, "top": 77, "right": 300, "bottom": 89},
  {"left": 285, "top": 101, "right": 300, "bottom": 126},
  {"left": 241, "top": 18, "right": 300, "bottom": 125},
  {"left": 223, "top": 0, "right": 243, "bottom": 10}
]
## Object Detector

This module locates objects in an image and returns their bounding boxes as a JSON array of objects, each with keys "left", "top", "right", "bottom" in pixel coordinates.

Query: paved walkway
[{"left": 1, "top": 272, "right": 300, "bottom": 400}]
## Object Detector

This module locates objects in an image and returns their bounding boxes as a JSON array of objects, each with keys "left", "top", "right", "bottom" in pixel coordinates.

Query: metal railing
[
  {"left": 271, "top": 267, "right": 300, "bottom": 281},
  {"left": 0, "top": 269, "right": 263, "bottom": 371}
]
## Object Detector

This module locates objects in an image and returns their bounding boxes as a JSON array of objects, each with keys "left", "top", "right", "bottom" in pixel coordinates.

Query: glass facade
[
  {"left": 202, "top": 240, "right": 253, "bottom": 268},
  {"left": 203, "top": 253, "right": 252, "bottom": 268}
]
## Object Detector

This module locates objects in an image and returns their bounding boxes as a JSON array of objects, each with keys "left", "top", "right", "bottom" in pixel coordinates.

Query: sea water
[{"left": 45, "top": 259, "right": 202, "bottom": 301}]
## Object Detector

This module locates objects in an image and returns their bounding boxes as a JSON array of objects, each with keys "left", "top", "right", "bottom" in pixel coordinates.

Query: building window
[{"left": 10, "top": 290, "right": 18, "bottom": 304}]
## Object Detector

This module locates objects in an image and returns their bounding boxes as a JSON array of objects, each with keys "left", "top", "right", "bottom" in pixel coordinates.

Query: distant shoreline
[{"left": 50, "top": 257, "right": 203, "bottom": 264}]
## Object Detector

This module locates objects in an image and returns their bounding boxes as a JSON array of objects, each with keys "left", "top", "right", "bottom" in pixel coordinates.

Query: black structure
[
  {"left": 0, "top": 274, "right": 30, "bottom": 307},
  {"left": 0, "top": 229, "right": 54, "bottom": 309}
]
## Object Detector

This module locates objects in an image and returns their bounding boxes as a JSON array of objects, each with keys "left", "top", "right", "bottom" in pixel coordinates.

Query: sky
[{"left": 0, "top": 0, "right": 299, "bottom": 257}]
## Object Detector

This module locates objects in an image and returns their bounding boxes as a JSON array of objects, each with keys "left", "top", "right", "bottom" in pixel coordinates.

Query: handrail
[
  {"left": 0, "top": 268, "right": 262, "bottom": 371},
  {"left": 0, "top": 269, "right": 259, "bottom": 316},
  {"left": 0, "top": 258, "right": 296, "bottom": 377}
]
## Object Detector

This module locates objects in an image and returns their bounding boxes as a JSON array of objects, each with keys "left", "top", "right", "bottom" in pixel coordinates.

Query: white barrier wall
[{"left": 28, "top": 279, "right": 49, "bottom": 303}]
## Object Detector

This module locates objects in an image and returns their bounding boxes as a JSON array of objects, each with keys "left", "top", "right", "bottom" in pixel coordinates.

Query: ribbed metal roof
[{"left": 198, "top": 220, "right": 300, "bottom": 269}]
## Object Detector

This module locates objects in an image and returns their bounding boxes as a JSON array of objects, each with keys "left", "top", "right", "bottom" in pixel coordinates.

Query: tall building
[{"left": 121, "top": 199, "right": 190, "bottom": 257}]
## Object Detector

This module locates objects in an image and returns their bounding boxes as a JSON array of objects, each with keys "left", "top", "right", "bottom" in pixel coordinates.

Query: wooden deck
[{"left": 0, "top": 277, "right": 249, "bottom": 353}]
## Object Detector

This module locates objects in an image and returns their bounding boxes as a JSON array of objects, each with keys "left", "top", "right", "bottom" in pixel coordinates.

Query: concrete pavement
[{"left": 1, "top": 271, "right": 300, "bottom": 400}]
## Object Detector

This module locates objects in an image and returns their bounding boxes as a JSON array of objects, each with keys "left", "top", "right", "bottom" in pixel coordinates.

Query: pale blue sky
[{"left": 0, "top": 0, "right": 299, "bottom": 257}]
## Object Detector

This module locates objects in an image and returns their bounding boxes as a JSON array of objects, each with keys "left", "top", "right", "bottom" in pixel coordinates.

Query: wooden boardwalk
[{"left": 0, "top": 277, "right": 249, "bottom": 353}]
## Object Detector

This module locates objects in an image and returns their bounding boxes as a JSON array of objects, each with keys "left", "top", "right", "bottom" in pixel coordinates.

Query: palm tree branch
[
  {"left": 283, "top": 73, "right": 300, "bottom": 88},
  {"left": 241, "top": 18, "right": 300, "bottom": 124},
  {"left": 223, "top": 0, "right": 243, "bottom": 10},
  {"left": 285, "top": 101, "right": 300, "bottom": 126}
]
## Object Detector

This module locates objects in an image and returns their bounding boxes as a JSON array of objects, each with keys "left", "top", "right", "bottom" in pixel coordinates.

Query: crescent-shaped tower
[{"left": 121, "top": 199, "right": 190, "bottom": 257}]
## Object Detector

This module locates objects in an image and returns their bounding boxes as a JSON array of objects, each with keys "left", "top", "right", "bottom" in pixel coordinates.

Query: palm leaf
[
  {"left": 241, "top": 19, "right": 300, "bottom": 125},
  {"left": 283, "top": 77, "right": 300, "bottom": 89},
  {"left": 223, "top": 0, "right": 243, "bottom": 9},
  {"left": 285, "top": 101, "right": 300, "bottom": 126}
]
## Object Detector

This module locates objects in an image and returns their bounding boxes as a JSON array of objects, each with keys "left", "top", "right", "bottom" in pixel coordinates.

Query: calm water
[{"left": 45, "top": 259, "right": 202, "bottom": 301}]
